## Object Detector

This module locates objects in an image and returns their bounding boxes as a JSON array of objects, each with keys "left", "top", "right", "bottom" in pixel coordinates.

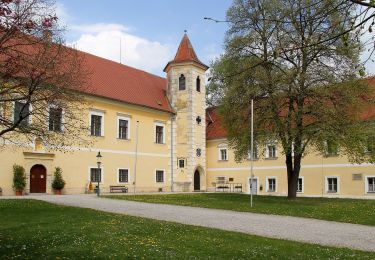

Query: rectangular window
[
  {"left": 248, "top": 145, "right": 258, "bottom": 160},
  {"left": 367, "top": 177, "right": 375, "bottom": 193},
  {"left": 14, "top": 101, "right": 30, "bottom": 126},
  {"left": 118, "top": 169, "right": 129, "bottom": 183},
  {"left": 156, "top": 170, "right": 164, "bottom": 183},
  {"left": 49, "top": 107, "right": 62, "bottom": 132},
  {"left": 267, "top": 178, "right": 276, "bottom": 192},
  {"left": 118, "top": 119, "right": 129, "bottom": 139},
  {"left": 155, "top": 124, "right": 164, "bottom": 144},
  {"left": 327, "top": 177, "right": 338, "bottom": 193},
  {"left": 297, "top": 177, "right": 303, "bottom": 193},
  {"left": 326, "top": 140, "right": 338, "bottom": 156},
  {"left": 268, "top": 145, "right": 277, "bottom": 158},
  {"left": 90, "top": 168, "right": 101, "bottom": 183},
  {"left": 178, "top": 159, "right": 185, "bottom": 168},
  {"left": 91, "top": 114, "right": 102, "bottom": 136},
  {"left": 219, "top": 148, "right": 227, "bottom": 161}
]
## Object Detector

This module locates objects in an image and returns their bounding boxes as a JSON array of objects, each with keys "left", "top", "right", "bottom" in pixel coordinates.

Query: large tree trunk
[{"left": 286, "top": 153, "right": 302, "bottom": 199}]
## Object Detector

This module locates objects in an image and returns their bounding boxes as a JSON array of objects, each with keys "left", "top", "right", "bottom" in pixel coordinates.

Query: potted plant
[
  {"left": 13, "top": 164, "right": 26, "bottom": 196},
  {"left": 51, "top": 167, "right": 65, "bottom": 195}
]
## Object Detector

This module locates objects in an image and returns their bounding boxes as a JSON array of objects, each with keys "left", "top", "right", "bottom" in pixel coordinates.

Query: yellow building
[{"left": 0, "top": 33, "right": 374, "bottom": 198}]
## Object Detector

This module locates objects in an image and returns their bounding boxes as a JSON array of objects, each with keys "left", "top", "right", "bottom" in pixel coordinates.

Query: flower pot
[
  {"left": 54, "top": 189, "right": 62, "bottom": 195},
  {"left": 15, "top": 190, "right": 23, "bottom": 196}
]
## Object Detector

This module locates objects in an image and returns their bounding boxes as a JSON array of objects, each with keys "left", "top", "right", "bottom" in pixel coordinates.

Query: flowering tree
[{"left": 0, "top": 0, "right": 92, "bottom": 149}]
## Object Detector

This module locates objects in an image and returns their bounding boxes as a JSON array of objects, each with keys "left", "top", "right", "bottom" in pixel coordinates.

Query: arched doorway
[
  {"left": 30, "top": 164, "right": 47, "bottom": 193},
  {"left": 194, "top": 170, "right": 200, "bottom": 191}
]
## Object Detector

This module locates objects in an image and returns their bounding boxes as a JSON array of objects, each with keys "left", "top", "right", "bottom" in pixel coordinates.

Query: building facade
[{"left": 0, "top": 33, "right": 374, "bottom": 198}]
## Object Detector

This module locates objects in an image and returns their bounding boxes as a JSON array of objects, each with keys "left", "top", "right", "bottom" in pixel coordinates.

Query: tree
[
  {"left": 51, "top": 167, "right": 65, "bottom": 191},
  {"left": 0, "top": 0, "right": 91, "bottom": 149},
  {"left": 208, "top": 0, "right": 375, "bottom": 199}
]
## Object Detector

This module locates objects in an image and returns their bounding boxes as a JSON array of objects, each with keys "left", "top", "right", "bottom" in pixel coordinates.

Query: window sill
[
  {"left": 117, "top": 138, "right": 131, "bottom": 141},
  {"left": 218, "top": 159, "right": 228, "bottom": 162},
  {"left": 247, "top": 158, "right": 259, "bottom": 161},
  {"left": 326, "top": 191, "right": 338, "bottom": 194},
  {"left": 154, "top": 142, "right": 166, "bottom": 145},
  {"left": 91, "top": 135, "right": 104, "bottom": 138},
  {"left": 267, "top": 190, "right": 276, "bottom": 193},
  {"left": 265, "top": 157, "right": 278, "bottom": 160}
]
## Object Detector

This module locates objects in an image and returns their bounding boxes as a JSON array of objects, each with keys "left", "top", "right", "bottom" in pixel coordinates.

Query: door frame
[
  {"left": 247, "top": 177, "right": 259, "bottom": 195},
  {"left": 194, "top": 170, "right": 201, "bottom": 191}
]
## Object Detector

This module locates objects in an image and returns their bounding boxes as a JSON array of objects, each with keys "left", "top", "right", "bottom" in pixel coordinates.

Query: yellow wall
[{"left": 206, "top": 139, "right": 375, "bottom": 198}]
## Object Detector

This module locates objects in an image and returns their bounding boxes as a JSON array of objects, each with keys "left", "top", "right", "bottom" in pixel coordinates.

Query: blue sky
[
  {"left": 57, "top": 0, "right": 232, "bottom": 76},
  {"left": 57, "top": 1, "right": 375, "bottom": 76}
]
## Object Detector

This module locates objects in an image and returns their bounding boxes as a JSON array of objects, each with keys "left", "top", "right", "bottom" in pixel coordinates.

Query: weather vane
[{"left": 184, "top": 29, "right": 187, "bottom": 34}]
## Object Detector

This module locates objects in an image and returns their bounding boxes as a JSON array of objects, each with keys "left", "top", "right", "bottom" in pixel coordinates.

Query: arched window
[
  {"left": 179, "top": 74, "right": 186, "bottom": 90},
  {"left": 196, "top": 76, "right": 201, "bottom": 92}
]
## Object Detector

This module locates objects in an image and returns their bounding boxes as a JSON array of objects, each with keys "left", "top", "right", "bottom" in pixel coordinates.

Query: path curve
[{"left": 5, "top": 194, "right": 375, "bottom": 252}]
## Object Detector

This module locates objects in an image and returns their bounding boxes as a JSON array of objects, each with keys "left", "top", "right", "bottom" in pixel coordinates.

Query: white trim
[
  {"left": 297, "top": 176, "right": 304, "bottom": 194},
  {"left": 266, "top": 176, "right": 277, "bottom": 193},
  {"left": 207, "top": 163, "right": 375, "bottom": 171},
  {"left": 365, "top": 175, "right": 375, "bottom": 194},
  {"left": 88, "top": 166, "right": 104, "bottom": 184},
  {"left": 89, "top": 110, "right": 105, "bottom": 136},
  {"left": 218, "top": 148, "right": 228, "bottom": 161},
  {"left": 117, "top": 115, "right": 131, "bottom": 140},
  {"left": 117, "top": 168, "right": 130, "bottom": 184},
  {"left": 325, "top": 176, "right": 340, "bottom": 194},
  {"left": 155, "top": 169, "right": 165, "bottom": 183},
  {"left": 247, "top": 176, "right": 259, "bottom": 195},
  {"left": 154, "top": 122, "right": 166, "bottom": 144}
]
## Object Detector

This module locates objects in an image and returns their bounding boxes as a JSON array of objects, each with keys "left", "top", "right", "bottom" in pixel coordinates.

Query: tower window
[
  {"left": 179, "top": 74, "right": 186, "bottom": 90},
  {"left": 196, "top": 116, "right": 202, "bottom": 125},
  {"left": 196, "top": 76, "right": 201, "bottom": 92}
]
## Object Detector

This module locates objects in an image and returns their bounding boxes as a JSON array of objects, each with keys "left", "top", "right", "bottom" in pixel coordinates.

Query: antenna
[{"left": 119, "top": 37, "right": 122, "bottom": 64}]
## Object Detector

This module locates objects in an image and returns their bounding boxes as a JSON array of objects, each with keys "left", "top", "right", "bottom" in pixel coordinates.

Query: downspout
[{"left": 170, "top": 115, "right": 175, "bottom": 192}]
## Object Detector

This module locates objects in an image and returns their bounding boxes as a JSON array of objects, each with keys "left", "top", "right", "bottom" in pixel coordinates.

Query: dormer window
[
  {"left": 196, "top": 76, "right": 201, "bottom": 92},
  {"left": 179, "top": 74, "right": 186, "bottom": 90}
]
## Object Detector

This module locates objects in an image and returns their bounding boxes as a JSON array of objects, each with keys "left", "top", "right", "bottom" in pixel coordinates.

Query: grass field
[
  {"left": 1, "top": 199, "right": 374, "bottom": 259},
  {"left": 105, "top": 193, "right": 375, "bottom": 226}
]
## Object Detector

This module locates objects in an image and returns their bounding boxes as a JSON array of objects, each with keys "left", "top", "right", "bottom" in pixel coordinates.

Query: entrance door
[
  {"left": 249, "top": 178, "right": 257, "bottom": 195},
  {"left": 30, "top": 165, "right": 47, "bottom": 193},
  {"left": 194, "top": 170, "right": 200, "bottom": 191}
]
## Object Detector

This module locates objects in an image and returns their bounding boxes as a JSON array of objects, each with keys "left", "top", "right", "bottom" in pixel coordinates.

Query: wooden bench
[{"left": 109, "top": 185, "right": 128, "bottom": 193}]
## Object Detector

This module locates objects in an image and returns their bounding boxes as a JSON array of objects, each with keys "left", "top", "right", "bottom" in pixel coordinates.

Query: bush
[
  {"left": 13, "top": 165, "right": 26, "bottom": 192},
  {"left": 51, "top": 167, "right": 65, "bottom": 190}
]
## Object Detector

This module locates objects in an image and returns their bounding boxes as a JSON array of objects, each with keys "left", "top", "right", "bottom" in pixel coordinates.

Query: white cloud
[{"left": 68, "top": 23, "right": 173, "bottom": 76}]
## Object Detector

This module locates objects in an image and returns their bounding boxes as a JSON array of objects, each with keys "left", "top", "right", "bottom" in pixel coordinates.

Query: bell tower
[{"left": 164, "top": 33, "right": 208, "bottom": 192}]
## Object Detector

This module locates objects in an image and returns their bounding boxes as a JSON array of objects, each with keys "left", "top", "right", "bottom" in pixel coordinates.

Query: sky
[
  {"left": 56, "top": 0, "right": 232, "bottom": 76},
  {"left": 56, "top": 0, "right": 375, "bottom": 77}
]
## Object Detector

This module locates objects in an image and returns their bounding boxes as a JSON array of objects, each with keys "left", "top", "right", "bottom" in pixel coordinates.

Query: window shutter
[{"left": 265, "top": 146, "right": 269, "bottom": 158}]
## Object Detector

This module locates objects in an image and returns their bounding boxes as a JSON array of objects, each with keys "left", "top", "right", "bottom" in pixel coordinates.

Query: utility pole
[{"left": 250, "top": 99, "right": 254, "bottom": 207}]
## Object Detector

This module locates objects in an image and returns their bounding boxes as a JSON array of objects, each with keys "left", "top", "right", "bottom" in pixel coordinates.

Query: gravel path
[{"left": 3, "top": 194, "right": 375, "bottom": 252}]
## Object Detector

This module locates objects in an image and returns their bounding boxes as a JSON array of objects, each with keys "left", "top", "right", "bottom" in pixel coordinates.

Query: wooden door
[
  {"left": 30, "top": 165, "right": 47, "bottom": 193},
  {"left": 250, "top": 179, "right": 257, "bottom": 195},
  {"left": 194, "top": 170, "right": 200, "bottom": 191}
]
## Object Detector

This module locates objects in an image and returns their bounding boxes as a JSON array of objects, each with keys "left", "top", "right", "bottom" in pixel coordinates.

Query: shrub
[
  {"left": 13, "top": 165, "right": 26, "bottom": 192},
  {"left": 51, "top": 167, "right": 65, "bottom": 190}
]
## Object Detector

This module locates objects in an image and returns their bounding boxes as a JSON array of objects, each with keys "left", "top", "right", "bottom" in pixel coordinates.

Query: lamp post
[{"left": 96, "top": 151, "right": 102, "bottom": 197}]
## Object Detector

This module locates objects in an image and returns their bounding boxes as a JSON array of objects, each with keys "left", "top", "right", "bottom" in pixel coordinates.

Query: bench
[{"left": 110, "top": 185, "right": 128, "bottom": 193}]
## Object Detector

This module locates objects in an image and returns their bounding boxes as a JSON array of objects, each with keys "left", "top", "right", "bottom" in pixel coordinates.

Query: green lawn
[
  {"left": 1, "top": 200, "right": 374, "bottom": 259},
  {"left": 105, "top": 193, "right": 375, "bottom": 226}
]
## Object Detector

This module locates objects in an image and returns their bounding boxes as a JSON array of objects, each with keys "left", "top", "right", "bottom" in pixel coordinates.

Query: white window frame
[
  {"left": 47, "top": 103, "right": 65, "bottom": 132},
  {"left": 247, "top": 144, "right": 259, "bottom": 160},
  {"left": 88, "top": 166, "right": 104, "bottom": 184},
  {"left": 265, "top": 141, "right": 278, "bottom": 159},
  {"left": 89, "top": 110, "right": 105, "bottom": 137},
  {"left": 365, "top": 176, "right": 375, "bottom": 193},
  {"left": 297, "top": 176, "right": 304, "bottom": 193},
  {"left": 117, "top": 168, "right": 130, "bottom": 184},
  {"left": 266, "top": 177, "right": 277, "bottom": 192},
  {"left": 155, "top": 169, "right": 165, "bottom": 183},
  {"left": 154, "top": 122, "right": 165, "bottom": 144},
  {"left": 325, "top": 176, "right": 340, "bottom": 194},
  {"left": 12, "top": 100, "right": 32, "bottom": 125},
  {"left": 117, "top": 115, "right": 131, "bottom": 140},
  {"left": 218, "top": 148, "right": 228, "bottom": 161}
]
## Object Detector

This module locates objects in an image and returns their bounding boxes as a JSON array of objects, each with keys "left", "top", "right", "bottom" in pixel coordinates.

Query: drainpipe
[
  {"left": 133, "top": 120, "right": 139, "bottom": 195},
  {"left": 170, "top": 115, "right": 175, "bottom": 192}
]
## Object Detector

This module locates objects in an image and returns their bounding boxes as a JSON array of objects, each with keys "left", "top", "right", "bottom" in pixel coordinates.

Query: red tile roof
[
  {"left": 206, "top": 107, "right": 227, "bottom": 140},
  {"left": 81, "top": 52, "right": 172, "bottom": 113},
  {"left": 164, "top": 33, "right": 208, "bottom": 72}
]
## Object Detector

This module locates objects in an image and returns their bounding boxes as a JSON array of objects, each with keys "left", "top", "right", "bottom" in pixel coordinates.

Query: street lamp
[{"left": 96, "top": 151, "right": 102, "bottom": 197}]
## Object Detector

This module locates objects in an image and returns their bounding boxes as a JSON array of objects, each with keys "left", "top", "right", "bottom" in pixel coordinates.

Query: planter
[
  {"left": 54, "top": 189, "right": 62, "bottom": 195},
  {"left": 15, "top": 190, "right": 23, "bottom": 196}
]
